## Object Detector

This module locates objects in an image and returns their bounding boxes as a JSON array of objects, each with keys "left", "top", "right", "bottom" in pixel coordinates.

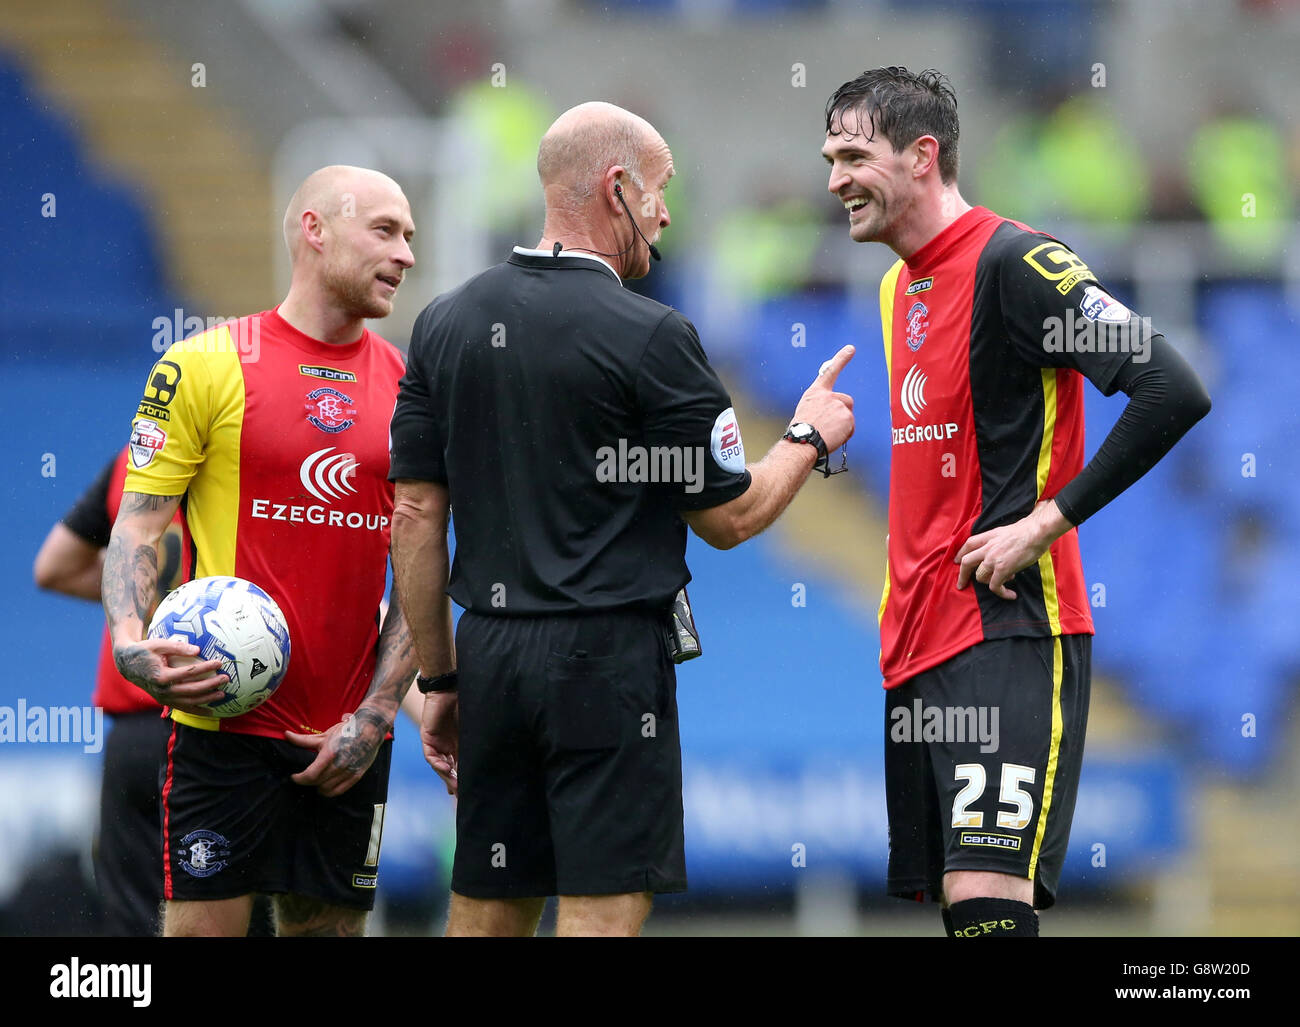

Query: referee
[{"left": 389, "top": 101, "right": 855, "bottom": 937}]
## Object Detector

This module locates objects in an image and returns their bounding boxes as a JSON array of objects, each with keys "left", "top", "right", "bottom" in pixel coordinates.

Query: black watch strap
[
  {"left": 783, "top": 423, "right": 829, "bottom": 465},
  {"left": 415, "top": 670, "right": 458, "bottom": 694}
]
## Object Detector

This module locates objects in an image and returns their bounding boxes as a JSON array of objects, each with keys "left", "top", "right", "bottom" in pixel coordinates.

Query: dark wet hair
[{"left": 825, "top": 67, "right": 960, "bottom": 184}]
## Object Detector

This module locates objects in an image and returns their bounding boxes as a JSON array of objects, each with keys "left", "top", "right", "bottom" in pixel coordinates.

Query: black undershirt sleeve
[
  {"left": 61, "top": 453, "right": 119, "bottom": 548},
  {"left": 1052, "top": 335, "right": 1212, "bottom": 526},
  {"left": 996, "top": 233, "right": 1212, "bottom": 527}
]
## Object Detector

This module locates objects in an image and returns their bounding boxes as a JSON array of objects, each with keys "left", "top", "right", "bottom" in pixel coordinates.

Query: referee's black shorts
[
  {"left": 885, "top": 634, "right": 1091, "bottom": 910},
  {"left": 452, "top": 607, "right": 686, "bottom": 899}
]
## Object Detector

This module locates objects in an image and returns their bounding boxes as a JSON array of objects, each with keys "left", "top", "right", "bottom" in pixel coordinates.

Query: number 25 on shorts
[{"left": 951, "top": 763, "right": 1035, "bottom": 831}]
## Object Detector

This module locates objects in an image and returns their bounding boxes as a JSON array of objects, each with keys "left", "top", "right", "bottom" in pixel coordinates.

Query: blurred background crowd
[{"left": 1, "top": 0, "right": 1297, "bottom": 935}]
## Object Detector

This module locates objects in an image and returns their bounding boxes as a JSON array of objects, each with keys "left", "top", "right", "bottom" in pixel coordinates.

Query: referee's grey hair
[{"left": 537, "top": 103, "right": 652, "bottom": 202}]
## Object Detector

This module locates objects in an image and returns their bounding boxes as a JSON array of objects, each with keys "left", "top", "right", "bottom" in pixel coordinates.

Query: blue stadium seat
[
  {"left": 745, "top": 292, "right": 892, "bottom": 495},
  {"left": 0, "top": 55, "right": 168, "bottom": 336}
]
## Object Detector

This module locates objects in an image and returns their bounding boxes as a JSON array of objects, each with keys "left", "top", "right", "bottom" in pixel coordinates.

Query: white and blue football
[{"left": 147, "top": 575, "right": 291, "bottom": 718}]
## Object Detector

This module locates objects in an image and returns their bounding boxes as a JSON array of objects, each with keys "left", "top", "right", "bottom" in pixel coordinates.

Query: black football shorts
[
  {"left": 95, "top": 712, "right": 174, "bottom": 935},
  {"left": 884, "top": 634, "right": 1091, "bottom": 910},
  {"left": 161, "top": 722, "right": 391, "bottom": 911},
  {"left": 451, "top": 607, "right": 687, "bottom": 899}
]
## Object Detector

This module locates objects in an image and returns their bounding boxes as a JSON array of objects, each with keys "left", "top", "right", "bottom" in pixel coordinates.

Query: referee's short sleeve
[
  {"left": 388, "top": 310, "right": 447, "bottom": 484},
  {"left": 635, "top": 311, "right": 752, "bottom": 511}
]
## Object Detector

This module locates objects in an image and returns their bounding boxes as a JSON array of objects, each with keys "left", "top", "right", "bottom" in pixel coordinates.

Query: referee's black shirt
[{"left": 388, "top": 248, "right": 752, "bottom": 615}]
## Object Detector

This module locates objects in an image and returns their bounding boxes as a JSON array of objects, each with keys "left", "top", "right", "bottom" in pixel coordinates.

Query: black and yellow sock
[{"left": 947, "top": 898, "right": 1038, "bottom": 938}]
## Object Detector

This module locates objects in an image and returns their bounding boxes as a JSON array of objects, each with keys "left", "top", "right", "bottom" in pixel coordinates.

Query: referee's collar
[{"left": 511, "top": 246, "right": 623, "bottom": 287}]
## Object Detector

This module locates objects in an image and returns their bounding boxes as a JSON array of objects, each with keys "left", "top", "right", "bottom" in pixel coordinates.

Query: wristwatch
[
  {"left": 783, "top": 422, "right": 829, "bottom": 469},
  {"left": 415, "top": 670, "right": 459, "bottom": 694}
]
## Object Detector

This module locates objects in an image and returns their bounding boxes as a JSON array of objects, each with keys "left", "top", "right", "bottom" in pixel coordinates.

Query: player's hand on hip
[
  {"left": 955, "top": 500, "right": 1073, "bottom": 600},
  {"left": 420, "top": 691, "right": 459, "bottom": 796},
  {"left": 286, "top": 705, "right": 389, "bottom": 798},
  {"left": 791, "top": 345, "right": 856, "bottom": 451},
  {"left": 113, "top": 637, "right": 228, "bottom": 714}
]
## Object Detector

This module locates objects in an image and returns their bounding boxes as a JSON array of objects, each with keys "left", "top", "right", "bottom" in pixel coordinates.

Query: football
[{"left": 147, "top": 576, "right": 292, "bottom": 718}]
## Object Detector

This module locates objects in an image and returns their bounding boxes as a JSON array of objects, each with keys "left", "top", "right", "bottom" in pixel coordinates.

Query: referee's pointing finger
[{"left": 815, "top": 345, "right": 856, "bottom": 387}]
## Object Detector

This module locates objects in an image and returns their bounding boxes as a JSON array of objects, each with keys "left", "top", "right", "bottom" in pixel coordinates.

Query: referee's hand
[
  {"left": 421, "top": 691, "right": 459, "bottom": 795},
  {"left": 792, "top": 344, "right": 856, "bottom": 450}
]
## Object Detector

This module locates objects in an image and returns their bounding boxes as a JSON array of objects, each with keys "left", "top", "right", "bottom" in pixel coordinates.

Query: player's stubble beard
[
  {"left": 322, "top": 252, "right": 393, "bottom": 321},
  {"left": 853, "top": 184, "right": 912, "bottom": 249},
  {"left": 850, "top": 193, "right": 888, "bottom": 244}
]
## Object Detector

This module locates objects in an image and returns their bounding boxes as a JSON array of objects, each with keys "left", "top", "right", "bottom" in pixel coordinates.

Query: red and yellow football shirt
[
  {"left": 877, "top": 207, "right": 1136, "bottom": 688},
  {"left": 124, "top": 308, "right": 405, "bottom": 738}
]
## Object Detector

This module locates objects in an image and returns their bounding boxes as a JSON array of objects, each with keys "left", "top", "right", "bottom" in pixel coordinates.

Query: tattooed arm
[
  {"left": 286, "top": 568, "right": 422, "bottom": 798},
  {"left": 103, "top": 492, "right": 227, "bottom": 712}
]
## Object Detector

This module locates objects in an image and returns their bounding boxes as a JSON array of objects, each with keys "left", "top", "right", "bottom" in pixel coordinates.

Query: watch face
[{"left": 790, "top": 423, "right": 813, "bottom": 440}]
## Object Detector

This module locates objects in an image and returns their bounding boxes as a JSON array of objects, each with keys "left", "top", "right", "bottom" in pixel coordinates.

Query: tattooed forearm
[
  {"left": 362, "top": 591, "right": 419, "bottom": 719},
  {"left": 104, "top": 493, "right": 181, "bottom": 644},
  {"left": 131, "top": 544, "right": 159, "bottom": 624},
  {"left": 332, "top": 706, "right": 391, "bottom": 775},
  {"left": 117, "top": 645, "right": 153, "bottom": 679},
  {"left": 102, "top": 533, "right": 133, "bottom": 635},
  {"left": 120, "top": 492, "right": 173, "bottom": 514}
]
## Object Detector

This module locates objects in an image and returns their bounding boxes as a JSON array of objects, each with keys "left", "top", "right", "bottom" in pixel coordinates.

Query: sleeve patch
[
  {"left": 1078, "top": 285, "right": 1132, "bottom": 323},
  {"left": 1022, "top": 242, "right": 1094, "bottom": 295},
  {"left": 710, "top": 407, "right": 745, "bottom": 473},
  {"left": 128, "top": 419, "right": 167, "bottom": 469}
]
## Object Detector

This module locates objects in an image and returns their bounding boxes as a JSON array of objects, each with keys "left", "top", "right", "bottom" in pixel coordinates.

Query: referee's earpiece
[{"left": 612, "top": 179, "right": 661, "bottom": 262}]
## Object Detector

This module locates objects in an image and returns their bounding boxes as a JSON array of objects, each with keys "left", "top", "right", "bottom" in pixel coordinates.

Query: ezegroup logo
[
  {"left": 248, "top": 447, "right": 388, "bottom": 532},
  {"left": 893, "top": 362, "right": 958, "bottom": 447},
  {"left": 300, "top": 446, "right": 359, "bottom": 504},
  {"left": 900, "top": 364, "right": 928, "bottom": 420}
]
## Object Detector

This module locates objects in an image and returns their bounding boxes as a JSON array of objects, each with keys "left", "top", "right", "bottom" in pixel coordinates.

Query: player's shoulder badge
[
  {"left": 1021, "top": 240, "right": 1094, "bottom": 295},
  {"left": 1078, "top": 284, "right": 1132, "bottom": 324},
  {"left": 129, "top": 419, "right": 167, "bottom": 468}
]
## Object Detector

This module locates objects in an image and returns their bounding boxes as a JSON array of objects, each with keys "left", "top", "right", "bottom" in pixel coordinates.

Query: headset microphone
[
  {"left": 614, "top": 183, "right": 662, "bottom": 262},
  {"left": 553, "top": 182, "right": 663, "bottom": 268}
]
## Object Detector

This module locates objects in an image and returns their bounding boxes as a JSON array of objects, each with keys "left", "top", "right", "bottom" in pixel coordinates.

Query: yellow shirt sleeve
[{"left": 124, "top": 327, "right": 244, "bottom": 497}]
